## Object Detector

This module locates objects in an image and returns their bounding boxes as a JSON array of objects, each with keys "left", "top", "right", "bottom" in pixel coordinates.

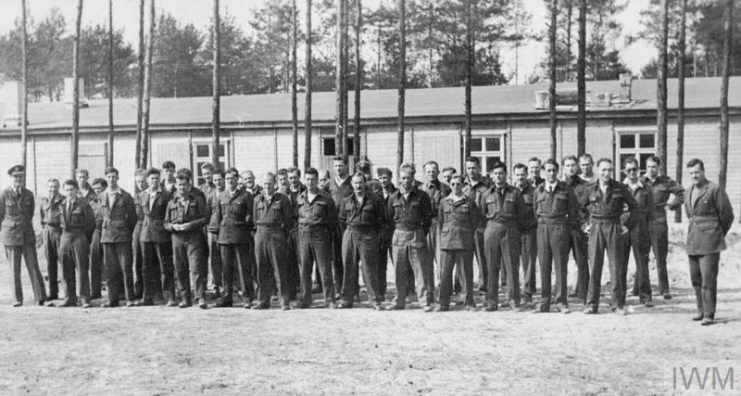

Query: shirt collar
[{"left": 622, "top": 177, "right": 643, "bottom": 190}]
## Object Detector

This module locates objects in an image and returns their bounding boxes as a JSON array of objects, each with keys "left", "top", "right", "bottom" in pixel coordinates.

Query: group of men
[{"left": 1, "top": 152, "right": 733, "bottom": 325}]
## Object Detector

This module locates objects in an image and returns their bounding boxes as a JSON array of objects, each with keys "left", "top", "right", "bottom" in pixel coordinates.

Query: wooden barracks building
[{"left": 0, "top": 76, "right": 739, "bottom": 214}]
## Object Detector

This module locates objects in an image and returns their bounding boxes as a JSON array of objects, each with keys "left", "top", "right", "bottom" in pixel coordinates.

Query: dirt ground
[{"left": 1, "top": 222, "right": 740, "bottom": 394}]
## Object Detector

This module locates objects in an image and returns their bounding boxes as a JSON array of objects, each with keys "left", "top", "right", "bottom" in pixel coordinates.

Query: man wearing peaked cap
[{"left": 1, "top": 165, "right": 48, "bottom": 306}]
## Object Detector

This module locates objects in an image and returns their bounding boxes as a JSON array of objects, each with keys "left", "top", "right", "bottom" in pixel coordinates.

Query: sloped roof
[{"left": 6, "top": 76, "right": 741, "bottom": 131}]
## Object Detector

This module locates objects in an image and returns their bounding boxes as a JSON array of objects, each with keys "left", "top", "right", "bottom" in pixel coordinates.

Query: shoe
[
  {"left": 137, "top": 299, "right": 154, "bottom": 307},
  {"left": 387, "top": 304, "right": 405, "bottom": 311},
  {"left": 372, "top": 303, "right": 383, "bottom": 311},
  {"left": 583, "top": 307, "right": 598, "bottom": 315},
  {"left": 643, "top": 301, "right": 654, "bottom": 308},
  {"left": 102, "top": 302, "right": 119, "bottom": 308},
  {"left": 198, "top": 299, "right": 208, "bottom": 309},
  {"left": 663, "top": 293, "right": 672, "bottom": 300},
  {"left": 692, "top": 312, "right": 704, "bottom": 321},
  {"left": 701, "top": 317, "right": 714, "bottom": 326},
  {"left": 435, "top": 305, "right": 449, "bottom": 312},
  {"left": 296, "top": 303, "right": 311, "bottom": 309},
  {"left": 178, "top": 301, "right": 191, "bottom": 308},
  {"left": 325, "top": 302, "right": 338, "bottom": 309},
  {"left": 616, "top": 307, "right": 628, "bottom": 316},
  {"left": 281, "top": 305, "right": 291, "bottom": 311},
  {"left": 243, "top": 301, "right": 252, "bottom": 309},
  {"left": 59, "top": 299, "right": 77, "bottom": 308},
  {"left": 37, "top": 300, "right": 46, "bottom": 306},
  {"left": 166, "top": 299, "right": 178, "bottom": 307},
  {"left": 45, "top": 301, "right": 56, "bottom": 307},
  {"left": 11, "top": 301, "right": 22, "bottom": 307},
  {"left": 214, "top": 299, "right": 233, "bottom": 308},
  {"left": 81, "top": 301, "right": 92, "bottom": 308},
  {"left": 337, "top": 302, "right": 353, "bottom": 309},
  {"left": 48, "top": 294, "right": 59, "bottom": 301},
  {"left": 125, "top": 301, "right": 136, "bottom": 307},
  {"left": 556, "top": 304, "right": 571, "bottom": 314},
  {"left": 484, "top": 304, "right": 498, "bottom": 312},
  {"left": 252, "top": 303, "right": 270, "bottom": 310},
  {"left": 422, "top": 305, "right": 434, "bottom": 312}
]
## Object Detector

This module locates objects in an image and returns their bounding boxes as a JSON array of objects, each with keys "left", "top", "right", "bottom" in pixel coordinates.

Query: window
[
  {"left": 618, "top": 132, "right": 655, "bottom": 178},
  {"left": 322, "top": 137, "right": 355, "bottom": 157},
  {"left": 469, "top": 136, "right": 504, "bottom": 174},
  {"left": 194, "top": 142, "right": 228, "bottom": 185}
]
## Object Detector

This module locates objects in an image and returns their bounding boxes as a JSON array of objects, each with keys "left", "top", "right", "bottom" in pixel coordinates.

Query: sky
[{"left": 0, "top": 0, "right": 656, "bottom": 84}]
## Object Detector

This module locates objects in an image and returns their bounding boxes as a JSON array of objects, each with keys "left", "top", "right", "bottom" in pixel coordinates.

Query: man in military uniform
[
  {"left": 339, "top": 171, "right": 386, "bottom": 310},
  {"left": 437, "top": 174, "right": 481, "bottom": 311},
  {"left": 355, "top": 159, "right": 383, "bottom": 197},
  {"left": 621, "top": 157, "right": 654, "bottom": 307},
  {"left": 441, "top": 167, "right": 456, "bottom": 185},
  {"left": 584, "top": 158, "right": 638, "bottom": 315},
  {"left": 527, "top": 157, "right": 544, "bottom": 188},
  {"left": 137, "top": 168, "right": 175, "bottom": 306},
  {"left": 253, "top": 172, "right": 294, "bottom": 310},
  {"left": 480, "top": 162, "right": 526, "bottom": 311},
  {"left": 387, "top": 163, "right": 435, "bottom": 311},
  {"left": 578, "top": 154, "right": 597, "bottom": 184},
  {"left": 57, "top": 180, "right": 96, "bottom": 308},
  {"left": 40, "top": 178, "right": 64, "bottom": 300},
  {"left": 99, "top": 166, "right": 138, "bottom": 308},
  {"left": 419, "top": 161, "right": 452, "bottom": 286},
  {"left": 318, "top": 170, "right": 332, "bottom": 193},
  {"left": 76, "top": 169, "right": 97, "bottom": 202},
  {"left": 88, "top": 178, "right": 108, "bottom": 299},
  {"left": 376, "top": 167, "right": 396, "bottom": 300},
  {"left": 296, "top": 168, "right": 338, "bottom": 308},
  {"left": 132, "top": 170, "right": 148, "bottom": 299},
  {"left": 684, "top": 158, "right": 734, "bottom": 326},
  {"left": 1, "top": 165, "right": 47, "bottom": 306},
  {"left": 202, "top": 164, "right": 223, "bottom": 298},
  {"left": 463, "top": 157, "right": 490, "bottom": 294},
  {"left": 561, "top": 155, "right": 590, "bottom": 303},
  {"left": 642, "top": 155, "right": 684, "bottom": 299},
  {"left": 534, "top": 159, "right": 579, "bottom": 313},
  {"left": 512, "top": 163, "right": 538, "bottom": 304},
  {"left": 330, "top": 156, "right": 353, "bottom": 294},
  {"left": 165, "top": 171, "right": 210, "bottom": 309},
  {"left": 212, "top": 168, "right": 255, "bottom": 308},
  {"left": 241, "top": 170, "right": 262, "bottom": 196},
  {"left": 160, "top": 161, "right": 177, "bottom": 193}
]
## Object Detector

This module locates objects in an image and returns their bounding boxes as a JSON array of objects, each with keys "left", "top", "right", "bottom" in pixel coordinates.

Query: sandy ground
[{"left": 0, "top": 222, "right": 740, "bottom": 394}]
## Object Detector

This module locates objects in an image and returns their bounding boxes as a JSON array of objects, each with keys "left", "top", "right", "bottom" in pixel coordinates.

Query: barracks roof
[{"left": 5, "top": 76, "right": 741, "bottom": 131}]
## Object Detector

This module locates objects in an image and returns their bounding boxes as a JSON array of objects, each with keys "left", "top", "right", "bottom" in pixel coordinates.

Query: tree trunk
[
  {"left": 135, "top": 0, "right": 145, "bottom": 169},
  {"left": 576, "top": 0, "right": 586, "bottom": 155},
  {"left": 140, "top": 0, "right": 155, "bottom": 169},
  {"left": 342, "top": 0, "right": 349, "bottom": 162},
  {"left": 719, "top": 0, "right": 733, "bottom": 190},
  {"left": 335, "top": 0, "right": 345, "bottom": 158},
  {"left": 549, "top": 0, "right": 558, "bottom": 160},
  {"left": 304, "top": 0, "right": 313, "bottom": 171},
  {"left": 565, "top": 0, "right": 573, "bottom": 81},
  {"left": 21, "top": 0, "right": 28, "bottom": 183},
  {"left": 71, "top": 0, "right": 83, "bottom": 179},
  {"left": 464, "top": 0, "right": 473, "bottom": 160},
  {"left": 675, "top": 0, "right": 686, "bottom": 223},
  {"left": 107, "top": 0, "right": 115, "bottom": 166},
  {"left": 353, "top": 0, "right": 362, "bottom": 160},
  {"left": 291, "top": 0, "right": 298, "bottom": 167},
  {"left": 656, "top": 0, "right": 668, "bottom": 176},
  {"left": 397, "top": 0, "right": 406, "bottom": 168},
  {"left": 212, "top": 0, "right": 221, "bottom": 170}
]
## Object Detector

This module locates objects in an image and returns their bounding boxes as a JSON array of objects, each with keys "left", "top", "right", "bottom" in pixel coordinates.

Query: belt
[
  {"left": 486, "top": 219, "right": 518, "bottom": 227},
  {"left": 690, "top": 215, "right": 718, "bottom": 224},
  {"left": 538, "top": 217, "right": 569, "bottom": 226},
  {"left": 256, "top": 224, "right": 283, "bottom": 230},
  {"left": 590, "top": 217, "right": 620, "bottom": 223},
  {"left": 298, "top": 224, "right": 328, "bottom": 230}
]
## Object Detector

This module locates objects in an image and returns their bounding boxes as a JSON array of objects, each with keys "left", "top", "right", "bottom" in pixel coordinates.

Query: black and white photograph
[{"left": 0, "top": 0, "right": 739, "bottom": 393}]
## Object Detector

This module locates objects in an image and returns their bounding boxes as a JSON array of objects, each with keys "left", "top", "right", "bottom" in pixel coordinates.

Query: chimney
[
  {"left": 619, "top": 72, "right": 633, "bottom": 101},
  {"left": 1, "top": 81, "right": 22, "bottom": 127},
  {"left": 534, "top": 90, "right": 549, "bottom": 109},
  {"left": 63, "top": 77, "right": 88, "bottom": 109}
]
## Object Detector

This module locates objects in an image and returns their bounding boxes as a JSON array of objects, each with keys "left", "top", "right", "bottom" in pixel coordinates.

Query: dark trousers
[
  {"left": 103, "top": 242, "right": 135, "bottom": 304},
  {"left": 89, "top": 229, "right": 103, "bottom": 298},
  {"left": 60, "top": 231, "right": 90, "bottom": 303},
  {"left": 439, "top": 249, "right": 474, "bottom": 308},
  {"left": 141, "top": 241, "right": 174, "bottom": 301},
  {"left": 378, "top": 232, "right": 393, "bottom": 299},
  {"left": 5, "top": 243, "right": 47, "bottom": 304},
  {"left": 255, "top": 228, "right": 290, "bottom": 307},
  {"left": 622, "top": 220, "right": 652, "bottom": 302},
  {"left": 341, "top": 227, "right": 381, "bottom": 305},
  {"left": 569, "top": 229, "right": 590, "bottom": 302},
  {"left": 286, "top": 228, "right": 300, "bottom": 300},
  {"left": 428, "top": 217, "right": 440, "bottom": 281},
  {"left": 132, "top": 222, "right": 144, "bottom": 298},
  {"left": 299, "top": 227, "right": 335, "bottom": 306},
  {"left": 332, "top": 223, "right": 345, "bottom": 293},
  {"left": 649, "top": 221, "right": 670, "bottom": 294},
  {"left": 172, "top": 232, "right": 207, "bottom": 303},
  {"left": 520, "top": 227, "right": 537, "bottom": 297},
  {"left": 220, "top": 243, "right": 254, "bottom": 303},
  {"left": 537, "top": 223, "right": 570, "bottom": 309},
  {"left": 587, "top": 220, "right": 625, "bottom": 310},
  {"left": 473, "top": 228, "right": 487, "bottom": 291},
  {"left": 484, "top": 224, "right": 521, "bottom": 306},
  {"left": 42, "top": 226, "right": 62, "bottom": 297},
  {"left": 208, "top": 232, "right": 223, "bottom": 289},
  {"left": 689, "top": 253, "right": 719, "bottom": 317},
  {"left": 392, "top": 229, "right": 434, "bottom": 307}
]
